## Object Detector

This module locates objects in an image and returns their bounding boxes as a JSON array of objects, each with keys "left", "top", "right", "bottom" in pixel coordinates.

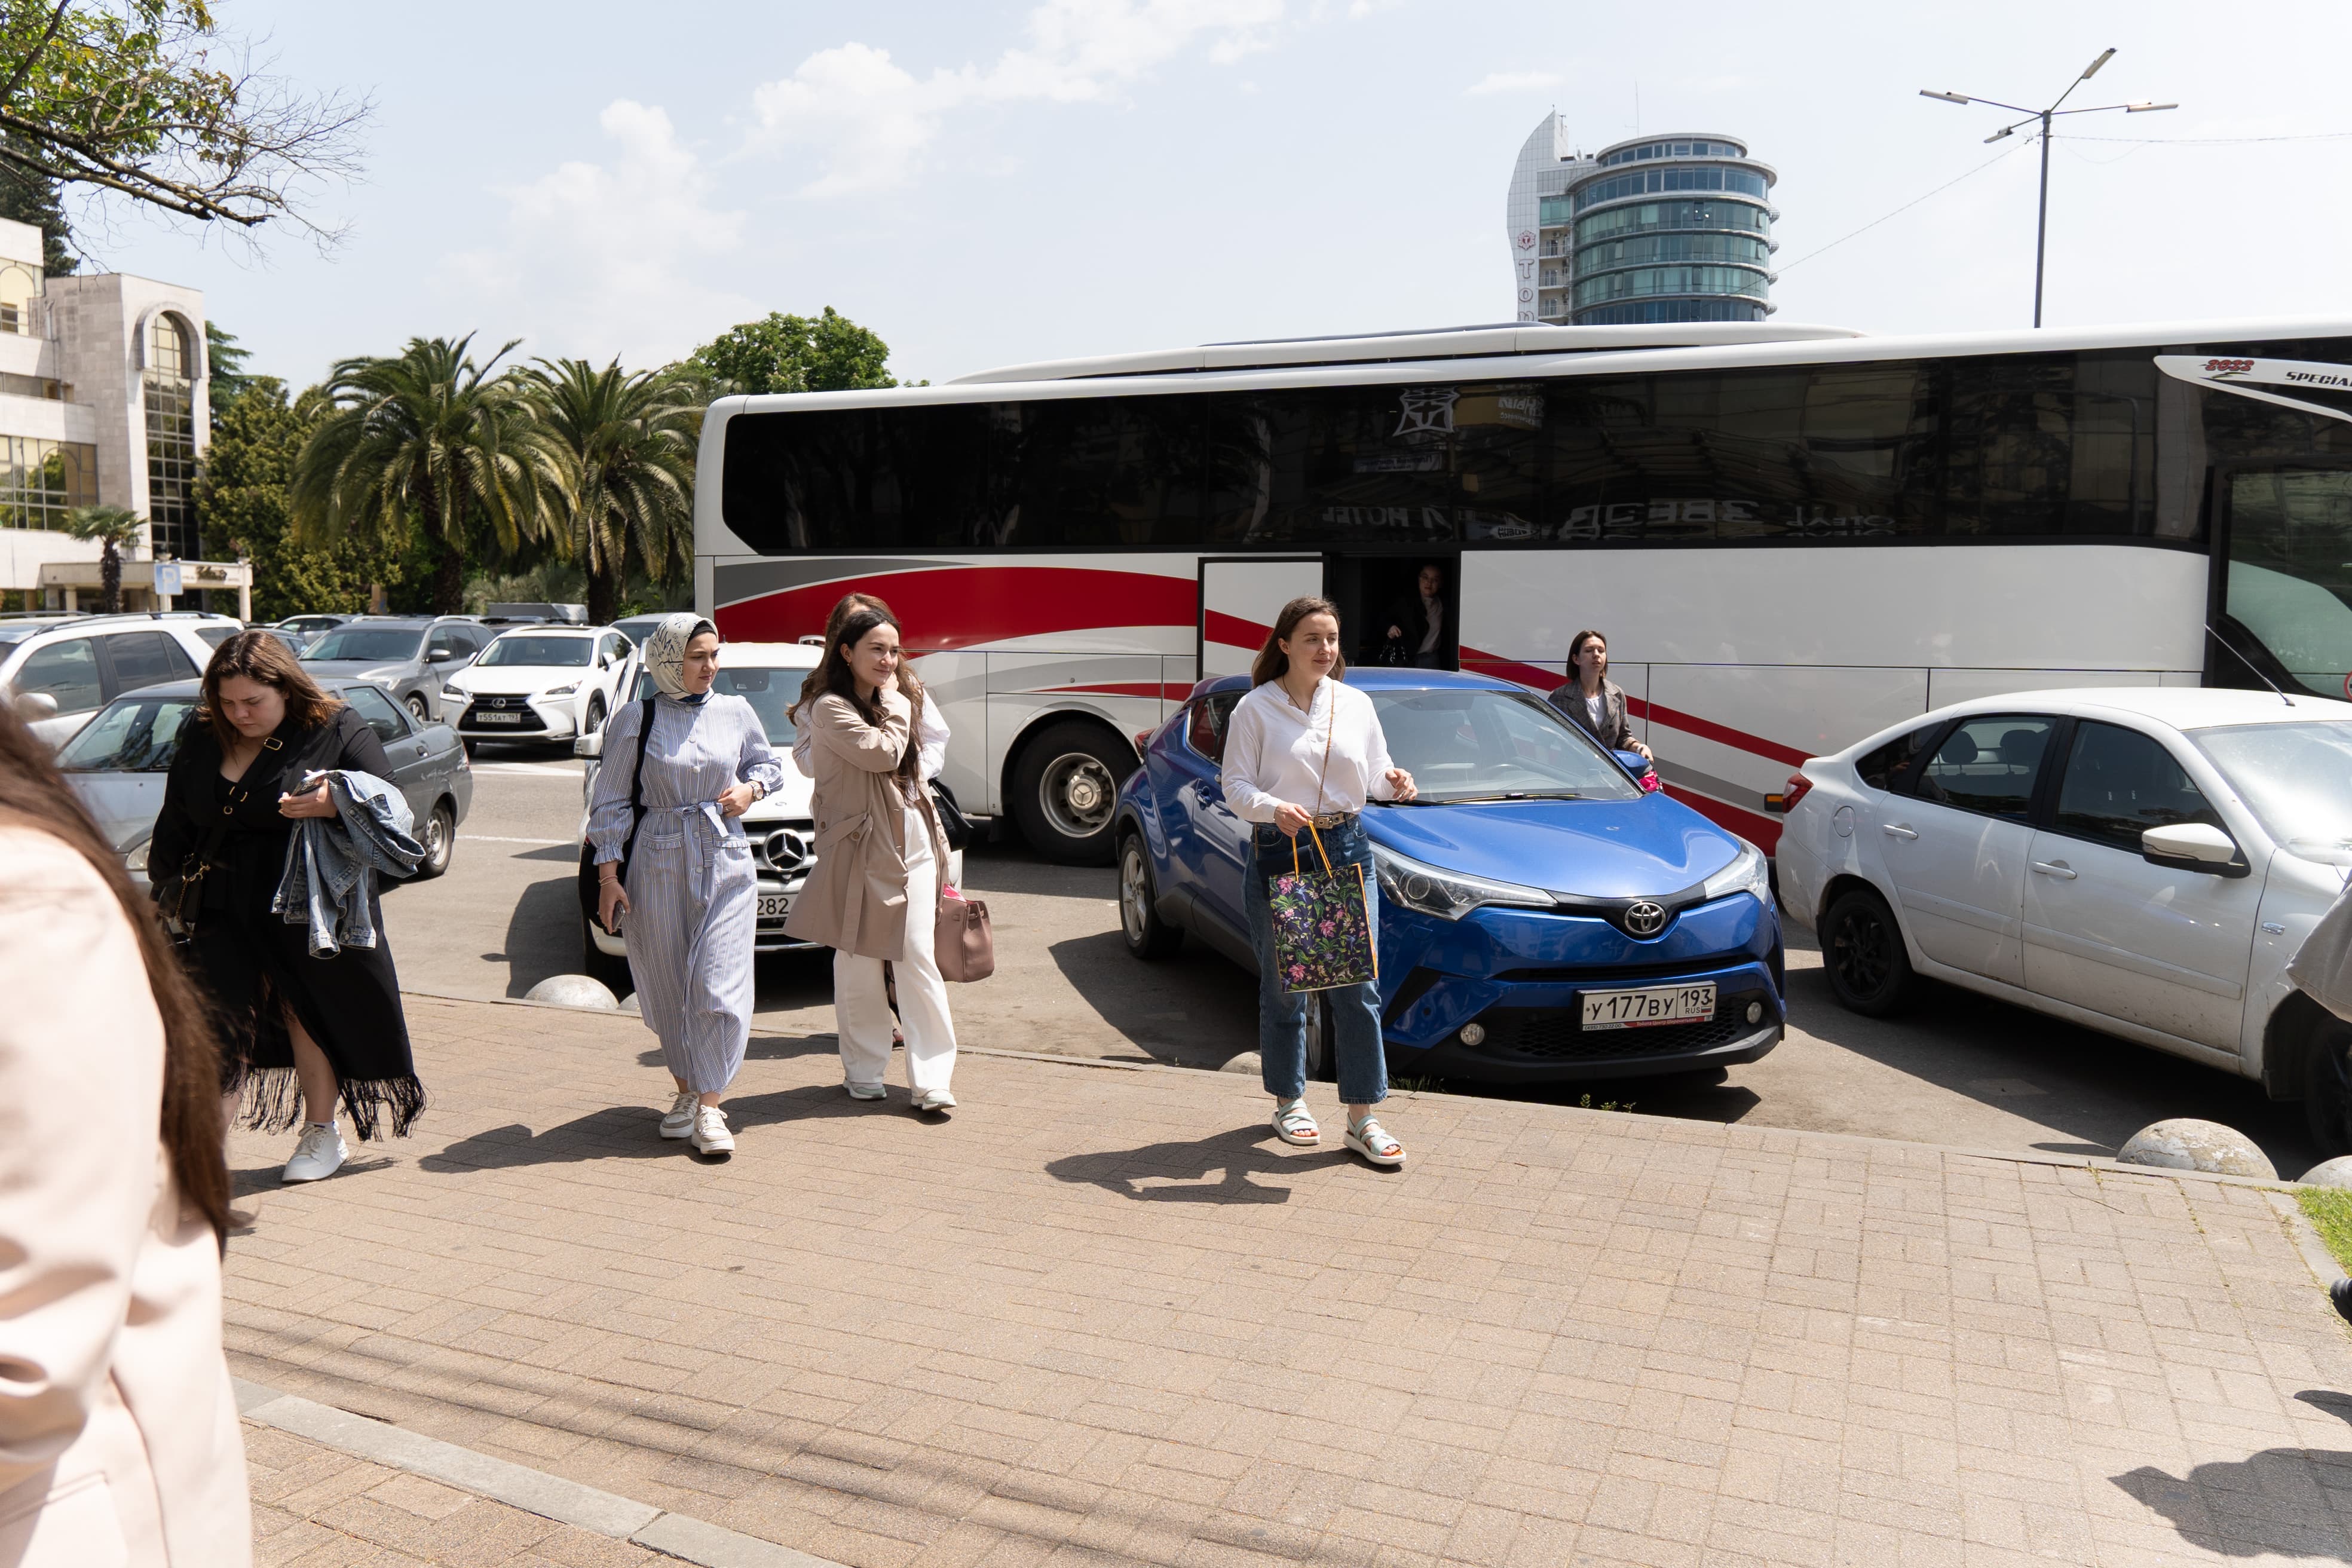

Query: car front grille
[
  {"left": 461, "top": 699, "right": 547, "bottom": 731},
  {"left": 1468, "top": 988, "right": 1771, "bottom": 1063}
]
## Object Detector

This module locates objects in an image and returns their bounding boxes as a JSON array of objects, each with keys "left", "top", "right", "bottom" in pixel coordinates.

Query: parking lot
[{"left": 382, "top": 740, "right": 2329, "bottom": 1177}]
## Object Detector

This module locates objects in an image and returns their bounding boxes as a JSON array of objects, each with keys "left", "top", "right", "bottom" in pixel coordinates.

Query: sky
[{"left": 81, "top": 0, "right": 2352, "bottom": 390}]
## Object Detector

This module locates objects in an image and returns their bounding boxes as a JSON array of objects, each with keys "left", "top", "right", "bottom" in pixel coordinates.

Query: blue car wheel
[{"left": 1118, "top": 834, "right": 1183, "bottom": 958}]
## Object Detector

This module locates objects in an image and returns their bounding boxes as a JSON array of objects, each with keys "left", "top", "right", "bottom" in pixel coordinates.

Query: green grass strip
[{"left": 2298, "top": 1187, "right": 2352, "bottom": 1274}]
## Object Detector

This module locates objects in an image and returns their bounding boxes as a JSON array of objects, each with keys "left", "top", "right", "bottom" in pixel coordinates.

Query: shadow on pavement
[
  {"left": 1045, "top": 930, "right": 1259, "bottom": 1069},
  {"left": 960, "top": 840, "right": 1116, "bottom": 902},
  {"left": 422, "top": 1108, "right": 678, "bottom": 1170},
  {"left": 499, "top": 874, "right": 586, "bottom": 999},
  {"left": 2111, "top": 1393, "right": 2352, "bottom": 1560},
  {"left": 633, "top": 1030, "right": 839, "bottom": 1070},
  {"left": 1046, "top": 1123, "right": 1354, "bottom": 1204}
]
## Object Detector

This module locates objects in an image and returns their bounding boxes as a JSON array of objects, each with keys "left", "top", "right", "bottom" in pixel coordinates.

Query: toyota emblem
[{"left": 1624, "top": 901, "right": 1667, "bottom": 936}]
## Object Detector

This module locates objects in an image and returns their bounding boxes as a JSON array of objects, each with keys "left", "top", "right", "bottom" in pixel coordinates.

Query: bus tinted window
[{"left": 1205, "top": 387, "right": 1457, "bottom": 546}]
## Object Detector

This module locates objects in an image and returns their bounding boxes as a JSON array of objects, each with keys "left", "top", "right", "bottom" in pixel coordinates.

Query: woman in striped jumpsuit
[{"left": 588, "top": 615, "right": 783, "bottom": 1159}]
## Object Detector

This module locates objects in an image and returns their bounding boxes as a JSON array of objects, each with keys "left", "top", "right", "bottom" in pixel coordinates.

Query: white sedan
[
  {"left": 1774, "top": 688, "right": 2352, "bottom": 1150},
  {"left": 441, "top": 626, "right": 632, "bottom": 747}
]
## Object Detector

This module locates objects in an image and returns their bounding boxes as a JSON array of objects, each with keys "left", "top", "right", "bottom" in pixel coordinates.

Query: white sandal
[
  {"left": 1345, "top": 1115, "right": 1405, "bottom": 1168},
  {"left": 1271, "top": 1099, "right": 1321, "bottom": 1146}
]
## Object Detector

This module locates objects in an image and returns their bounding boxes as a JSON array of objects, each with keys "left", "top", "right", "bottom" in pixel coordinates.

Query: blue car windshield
[
  {"left": 630, "top": 666, "right": 800, "bottom": 746},
  {"left": 1370, "top": 688, "right": 1642, "bottom": 803}
]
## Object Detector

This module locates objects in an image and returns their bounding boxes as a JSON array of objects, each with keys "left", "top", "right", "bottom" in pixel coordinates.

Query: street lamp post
[{"left": 1921, "top": 48, "right": 2176, "bottom": 326}]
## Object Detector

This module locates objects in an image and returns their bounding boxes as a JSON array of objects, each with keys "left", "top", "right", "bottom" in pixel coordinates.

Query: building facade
[
  {"left": 1506, "top": 116, "right": 1778, "bottom": 326},
  {"left": 0, "top": 216, "right": 242, "bottom": 614}
]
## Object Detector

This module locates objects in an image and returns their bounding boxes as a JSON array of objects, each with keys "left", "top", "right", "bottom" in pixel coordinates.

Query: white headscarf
[{"left": 643, "top": 613, "right": 717, "bottom": 702}]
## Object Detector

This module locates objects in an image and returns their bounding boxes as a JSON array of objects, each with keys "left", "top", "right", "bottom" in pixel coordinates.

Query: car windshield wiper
[{"left": 1407, "top": 790, "right": 1585, "bottom": 804}]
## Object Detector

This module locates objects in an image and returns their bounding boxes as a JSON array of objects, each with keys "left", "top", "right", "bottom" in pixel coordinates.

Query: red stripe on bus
[
  {"left": 716, "top": 565, "right": 1199, "bottom": 648},
  {"left": 1659, "top": 783, "right": 1783, "bottom": 853},
  {"left": 1203, "top": 610, "right": 1272, "bottom": 651},
  {"left": 1027, "top": 681, "right": 1196, "bottom": 701},
  {"left": 1459, "top": 644, "right": 1810, "bottom": 769}
]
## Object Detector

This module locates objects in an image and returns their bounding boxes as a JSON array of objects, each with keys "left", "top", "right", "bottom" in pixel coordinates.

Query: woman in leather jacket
[{"left": 149, "top": 632, "right": 424, "bottom": 1186}]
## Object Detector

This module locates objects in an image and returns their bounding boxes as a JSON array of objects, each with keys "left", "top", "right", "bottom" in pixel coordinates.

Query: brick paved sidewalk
[{"left": 226, "top": 994, "right": 2352, "bottom": 1567}]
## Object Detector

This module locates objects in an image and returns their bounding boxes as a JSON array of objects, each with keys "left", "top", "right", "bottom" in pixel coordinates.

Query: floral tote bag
[{"left": 1267, "top": 824, "right": 1378, "bottom": 994}]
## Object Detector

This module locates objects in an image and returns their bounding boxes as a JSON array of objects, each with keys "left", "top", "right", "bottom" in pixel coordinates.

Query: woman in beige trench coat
[
  {"left": 0, "top": 699, "right": 248, "bottom": 1566},
  {"left": 784, "top": 606, "right": 961, "bottom": 1111}
]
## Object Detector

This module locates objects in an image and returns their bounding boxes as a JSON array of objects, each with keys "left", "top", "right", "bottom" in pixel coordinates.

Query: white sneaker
[
  {"left": 659, "top": 1091, "right": 698, "bottom": 1138},
  {"left": 691, "top": 1104, "right": 734, "bottom": 1159},
  {"left": 844, "top": 1082, "right": 887, "bottom": 1101},
  {"left": 914, "top": 1088, "right": 957, "bottom": 1113},
  {"left": 281, "top": 1122, "right": 347, "bottom": 1184}
]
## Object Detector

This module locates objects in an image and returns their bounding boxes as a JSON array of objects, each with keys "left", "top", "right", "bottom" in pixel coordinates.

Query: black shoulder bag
[
  {"left": 577, "top": 698, "right": 659, "bottom": 936},
  {"left": 154, "top": 731, "right": 285, "bottom": 940}
]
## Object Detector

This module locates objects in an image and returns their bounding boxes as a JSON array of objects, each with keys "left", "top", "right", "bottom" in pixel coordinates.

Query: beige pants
[{"left": 834, "top": 818, "right": 958, "bottom": 1094}]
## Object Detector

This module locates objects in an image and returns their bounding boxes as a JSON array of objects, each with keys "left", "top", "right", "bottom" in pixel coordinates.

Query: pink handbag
[{"left": 936, "top": 886, "right": 993, "bottom": 982}]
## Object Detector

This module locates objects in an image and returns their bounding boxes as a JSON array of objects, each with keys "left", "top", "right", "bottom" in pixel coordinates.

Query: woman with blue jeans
[{"left": 1220, "top": 596, "right": 1418, "bottom": 1168}]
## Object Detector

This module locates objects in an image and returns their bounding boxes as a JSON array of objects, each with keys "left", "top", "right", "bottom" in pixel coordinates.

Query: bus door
[
  {"left": 2210, "top": 463, "right": 2352, "bottom": 700},
  {"left": 1199, "top": 556, "right": 1322, "bottom": 681},
  {"left": 1326, "top": 550, "right": 1460, "bottom": 670}
]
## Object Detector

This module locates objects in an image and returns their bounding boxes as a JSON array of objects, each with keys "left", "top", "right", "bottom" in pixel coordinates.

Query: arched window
[
  {"left": 143, "top": 311, "right": 197, "bottom": 559},
  {"left": 0, "top": 265, "right": 37, "bottom": 335}
]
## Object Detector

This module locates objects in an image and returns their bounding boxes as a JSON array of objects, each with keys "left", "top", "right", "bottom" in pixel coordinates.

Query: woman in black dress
[{"left": 150, "top": 630, "right": 424, "bottom": 1184}]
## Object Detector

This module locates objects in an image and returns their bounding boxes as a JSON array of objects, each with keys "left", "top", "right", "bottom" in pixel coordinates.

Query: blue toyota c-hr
[{"left": 1112, "top": 668, "right": 1784, "bottom": 1086}]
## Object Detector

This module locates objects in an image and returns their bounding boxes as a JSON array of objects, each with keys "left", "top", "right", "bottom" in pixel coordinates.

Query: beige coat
[
  {"left": 0, "top": 826, "right": 250, "bottom": 1567},
  {"left": 785, "top": 688, "right": 944, "bottom": 961}
]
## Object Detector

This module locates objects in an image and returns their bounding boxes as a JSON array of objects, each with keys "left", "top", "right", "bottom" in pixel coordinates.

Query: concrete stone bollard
[
  {"left": 617, "top": 994, "right": 636, "bottom": 1013},
  {"left": 523, "top": 975, "right": 620, "bottom": 1011},
  {"left": 2116, "top": 1119, "right": 2278, "bottom": 1181},
  {"left": 2301, "top": 1156, "right": 2352, "bottom": 1189}
]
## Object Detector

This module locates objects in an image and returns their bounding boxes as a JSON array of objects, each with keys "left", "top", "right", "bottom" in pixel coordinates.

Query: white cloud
[
  {"left": 749, "top": 0, "right": 1287, "bottom": 195},
  {"left": 445, "top": 100, "right": 753, "bottom": 364},
  {"left": 1466, "top": 70, "right": 1561, "bottom": 96}
]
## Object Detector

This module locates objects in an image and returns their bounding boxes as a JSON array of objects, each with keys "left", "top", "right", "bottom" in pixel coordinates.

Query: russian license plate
[
  {"left": 474, "top": 711, "right": 520, "bottom": 724},
  {"left": 1581, "top": 982, "right": 1716, "bottom": 1031},
  {"left": 757, "top": 893, "right": 793, "bottom": 920}
]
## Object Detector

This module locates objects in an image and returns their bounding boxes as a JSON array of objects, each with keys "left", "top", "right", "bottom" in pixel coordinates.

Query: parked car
[
  {"left": 608, "top": 614, "right": 669, "bottom": 650},
  {"left": 299, "top": 615, "right": 489, "bottom": 725},
  {"left": 439, "top": 624, "right": 632, "bottom": 750},
  {"left": 1113, "top": 669, "right": 1783, "bottom": 1086},
  {"left": 575, "top": 641, "right": 828, "bottom": 990},
  {"left": 55, "top": 675, "right": 473, "bottom": 883},
  {"left": 1773, "top": 687, "right": 2352, "bottom": 1151},
  {"left": 0, "top": 610, "right": 244, "bottom": 746},
  {"left": 274, "top": 613, "right": 354, "bottom": 641}
]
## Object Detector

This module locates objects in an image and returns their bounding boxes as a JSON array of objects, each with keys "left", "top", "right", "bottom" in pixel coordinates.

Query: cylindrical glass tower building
[{"left": 1532, "top": 133, "right": 1778, "bottom": 325}]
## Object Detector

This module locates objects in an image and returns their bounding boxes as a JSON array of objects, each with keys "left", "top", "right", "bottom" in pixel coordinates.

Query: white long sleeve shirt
[
  {"left": 793, "top": 691, "right": 948, "bottom": 782},
  {"left": 1219, "top": 677, "right": 1399, "bottom": 824}
]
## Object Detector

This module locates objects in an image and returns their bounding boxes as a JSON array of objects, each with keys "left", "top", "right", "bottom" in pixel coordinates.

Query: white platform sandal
[
  {"left": 1345, "top": 1115, "right": 1404, "bottom": 1168},
  {"left": 1271, "top": 1099, "right": 1321, "bottom": 1147}
]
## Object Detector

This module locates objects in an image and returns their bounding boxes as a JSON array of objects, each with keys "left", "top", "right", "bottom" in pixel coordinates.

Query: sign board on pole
[{"left": 153, "top": 560, "right": 182, "bottom": 599}]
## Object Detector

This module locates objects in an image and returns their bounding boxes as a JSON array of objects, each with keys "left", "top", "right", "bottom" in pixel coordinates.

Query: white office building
[
  {"left": 0, "top": 216, "right": 246, "bottom": 615},
  {"left": 1507, "top": 114, "right": 1778, "bottom": 326}
]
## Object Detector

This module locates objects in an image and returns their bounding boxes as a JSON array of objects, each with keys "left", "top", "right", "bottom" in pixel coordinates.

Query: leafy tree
[
  {"left": 687, "top": 307, "right": 897, "bottom": 396},
  {"left": 0, "top": 1, "right": 367, "bottom": 239},
  {"left": 197, "top": 376, "right": 405, "bottom": 621},
  {"left": 291, "top": 335, "right": 568, "bottom": 615},
  {"left": 62, "top": 501, "right": 140, "bottom": 611},
  {"left": 523, "top": 358, "right": 699, "bottom": 626},
  {"left": 0, "top": 133, "right": 71, "bottom": 271},
  {"left": 204, "top": 317, "right": 252, "bottom": 416}
]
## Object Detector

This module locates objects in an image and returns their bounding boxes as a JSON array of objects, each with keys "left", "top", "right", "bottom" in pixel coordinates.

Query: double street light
[{"left": 1922, "top": 48, "right": 2176, "bottom": 326}]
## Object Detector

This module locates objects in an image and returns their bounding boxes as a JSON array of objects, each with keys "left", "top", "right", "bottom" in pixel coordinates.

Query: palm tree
[
  {"left": 62, "top": 504, "right": 145, "bottom": 613},
  {"left": 523, "top": 359, "right": 701, "bottom": 625},
  {"left": 290, "top": 335, "right": 568, "bottom": 614}
]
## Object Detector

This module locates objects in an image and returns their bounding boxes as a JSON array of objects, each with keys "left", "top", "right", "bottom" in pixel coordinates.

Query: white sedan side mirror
[
  {"left": 2143, "top": 822, "right": 2246, "bottom": 877},
  {"left": 12, "top": 690, "right": 58, "bottom": 720},
  {"left": 574, "top": 731, "right": 603, "bottom": 759}
]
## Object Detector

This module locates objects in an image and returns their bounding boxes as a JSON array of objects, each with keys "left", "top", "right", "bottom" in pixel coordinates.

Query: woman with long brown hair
[
  {"left": 148, "top": 630, "right": 425, "bottom": 1185},
  {"left": 792, "top": 591, "right": 950, "bottom": 785},
  {"left": 0, "top": 697, "right": 250, "bottom": 1561},
  {"left": 785, "top": 604, "right": 961, "bottom": 1110},
  {"left": 1219, "top": 596, "right": 1417, "bottom": 1167}
]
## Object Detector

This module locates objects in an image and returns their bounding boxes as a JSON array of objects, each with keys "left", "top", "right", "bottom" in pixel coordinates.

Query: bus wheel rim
[{"left": 1042, "top": 752, "right": 1114, "bottom": 839}]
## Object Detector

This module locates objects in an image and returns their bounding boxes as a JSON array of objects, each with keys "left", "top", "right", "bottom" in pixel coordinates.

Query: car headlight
[
  {"left": 123, "top": 839, "right": 149, "bottom": 872},
  {"left": 1700, "top": 841, "right": 1771, "bottom": 905},
  {"left": 1371, "top": 842, "right": 1552, "bottom": 921},
  {"left": 543, "top": 682, "right": 579, "bottom": 697}
]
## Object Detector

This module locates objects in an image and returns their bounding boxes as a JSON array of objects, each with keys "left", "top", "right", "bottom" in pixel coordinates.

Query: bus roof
[
  {"left": 711, "top": 314, "right": 2352, "bottom": 418},
  {"left": 948, "top": 321, "right": 1863, "bottom": 384}
]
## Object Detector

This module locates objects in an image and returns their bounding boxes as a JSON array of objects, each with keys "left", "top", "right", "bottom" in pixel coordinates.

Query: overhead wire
[{"left": 1775, "top": 138, "right": 2032, "bottom": 273}]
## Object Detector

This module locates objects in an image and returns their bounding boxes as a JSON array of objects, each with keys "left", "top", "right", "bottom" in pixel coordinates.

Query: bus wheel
[{"left": 1015, "top": 721, "right": 1131, "bottom": 865}]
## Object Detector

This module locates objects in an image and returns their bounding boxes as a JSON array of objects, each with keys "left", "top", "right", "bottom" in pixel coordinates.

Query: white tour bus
[{"left": 691, "top": 318, "right": 2352, "bottom": 863}]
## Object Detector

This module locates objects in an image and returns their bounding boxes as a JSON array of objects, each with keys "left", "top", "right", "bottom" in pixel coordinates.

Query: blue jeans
[{"left": 1245, "top": 817, "right": 1388, "bottom": 1107}]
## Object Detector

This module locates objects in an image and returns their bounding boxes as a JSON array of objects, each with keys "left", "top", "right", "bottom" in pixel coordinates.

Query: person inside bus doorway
[
  {"left": 1548, "top": 628, "right": 1651, "bottom": 762},
  {"left": 1382, "top": 563, "right": 1453, "bottom": 670},
  {"left": 1221, "top": 596, "right": 1416, "bottom": 1168}
]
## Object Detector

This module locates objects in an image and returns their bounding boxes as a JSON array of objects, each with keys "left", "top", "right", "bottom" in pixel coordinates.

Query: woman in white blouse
[{"left": 1219, "top": 596, "right": 1417, "bottom": 1167}]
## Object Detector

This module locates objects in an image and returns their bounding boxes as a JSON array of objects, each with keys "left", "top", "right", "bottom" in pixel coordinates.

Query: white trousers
[{"left": 835, "top": 814, "right": 958, "bottom": 1094}]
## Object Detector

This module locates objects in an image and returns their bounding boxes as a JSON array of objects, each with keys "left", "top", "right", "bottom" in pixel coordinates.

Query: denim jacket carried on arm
[{"left": 271, "top": 770, "right": 427, "bottom": 957}]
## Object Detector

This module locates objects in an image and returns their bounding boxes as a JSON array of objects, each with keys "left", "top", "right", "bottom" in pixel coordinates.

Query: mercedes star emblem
[{"left": 1624, "top": 901, "right": 1667, "bottom": 936}]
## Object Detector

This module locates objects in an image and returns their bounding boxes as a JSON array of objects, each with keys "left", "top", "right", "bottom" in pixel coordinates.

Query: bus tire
[
  {"left": 1013, "top": 721, "right": 1132, "bottom": 865},
  {"left": 1821, "top": 886, "right": 1916, "bottom": 1017}
]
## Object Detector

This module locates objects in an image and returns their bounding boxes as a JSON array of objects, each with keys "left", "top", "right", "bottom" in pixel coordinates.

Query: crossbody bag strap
[
  {"left": 1311, "top": 681, "right": 1334, "bottom": 818},
  {"left": 616, "top": 697, "right": 657, "bottom": 877}
]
